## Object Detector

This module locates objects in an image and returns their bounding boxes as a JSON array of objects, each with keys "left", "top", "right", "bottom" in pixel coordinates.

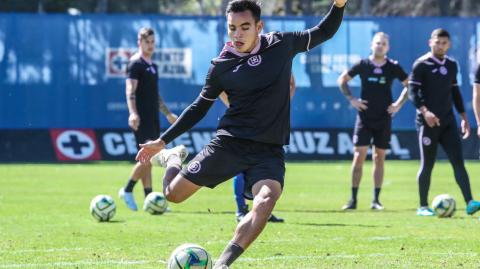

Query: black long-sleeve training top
[{"left": 161, "top": 4, "right": 345, "bottom": 145}]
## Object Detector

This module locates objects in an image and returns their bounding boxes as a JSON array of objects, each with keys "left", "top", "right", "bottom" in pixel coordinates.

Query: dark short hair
[
  {"left": 431, "top": 28, "right": 450, "bottom": 39},
  {"left": 226, "top": 0, "right": 261, "bottom": 22},
  {"left": 138, "top": 27, "right": 154, "bottom": 40}
]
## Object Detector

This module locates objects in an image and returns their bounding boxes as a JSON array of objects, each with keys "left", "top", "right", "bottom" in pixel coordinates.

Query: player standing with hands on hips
[{"left": 338, "top": 32, "right": 409, "bottom": 211}]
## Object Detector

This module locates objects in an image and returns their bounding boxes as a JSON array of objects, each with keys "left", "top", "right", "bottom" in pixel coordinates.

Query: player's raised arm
[{"left": 289, "top": 0, "right": 346, "bottom": 54}]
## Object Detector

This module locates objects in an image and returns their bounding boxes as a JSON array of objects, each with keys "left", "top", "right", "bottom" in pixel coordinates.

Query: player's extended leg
[
  {"left": 233, "top": 173, "right": 248, "bottom": 222},
  {"left": 119, "top": 162, "right": 151, "bottom": 211},
  {"left": 150, "top": 145, "right": 199, "bottom": 203},
  {"left": 214, "top": 179, "right": 282, "bottom": 268},
  {"left": 164, "top": 174, "right": 202, "bottom": 203},
  {"left": 371, "top": 147, "right": 386, "bottom": 210},
  {"left": 439, "top": 124, "right": 480, "bottom": 215},
  {"left": 416, "top": 126, "right": 438, "bottom": 216},
  {"left": 342, "top": 146, "right": 368, "bottom": 210}
]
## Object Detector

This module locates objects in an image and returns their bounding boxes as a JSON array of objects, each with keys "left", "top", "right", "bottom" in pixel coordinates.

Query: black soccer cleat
[
  {"left": 341, "top": 199, "right": 357, "bottom": 210},
  {"left": 268, "top": 214, "right": 284, "bottom": 223}
]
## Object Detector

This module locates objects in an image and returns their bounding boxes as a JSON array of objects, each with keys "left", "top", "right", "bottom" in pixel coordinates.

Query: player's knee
[
  {"left": 372, "top": 154, "right": 384, "bottom": 164},
  {"left": 164, "top": 190, "right": 185, "bottom": 204}
]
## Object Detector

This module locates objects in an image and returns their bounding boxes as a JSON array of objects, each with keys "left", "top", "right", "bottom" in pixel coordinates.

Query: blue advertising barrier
[{"left": 1, "top": 14, "right": 479, "bottom": 130}]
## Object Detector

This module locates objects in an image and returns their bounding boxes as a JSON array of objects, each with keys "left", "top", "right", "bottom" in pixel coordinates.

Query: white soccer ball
[
  {"left": 432, "top": 194, "right": 456, "bottom": 218},
  {"left": 168, "top": 243, "right": 213, "bottom": 269},
  {"left": 143, "top": 192, "right": 168, "bottom": 215},
  {"left": 90, "top": 195, "right": 116, "bottom": 222}
]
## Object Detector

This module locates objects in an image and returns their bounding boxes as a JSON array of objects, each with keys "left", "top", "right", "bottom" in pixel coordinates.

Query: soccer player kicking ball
[
  {"left": 337, "top": 32, "right": 409, "bottom": 211},
  {"left": 136, "top": 0, "right": 347, "bottom": 268},
  {"left": 409, "top": 28, "right": 480, "bottom": 216},
  {"left": 220, "top": 75, "right": 296, "bottom": 223}
]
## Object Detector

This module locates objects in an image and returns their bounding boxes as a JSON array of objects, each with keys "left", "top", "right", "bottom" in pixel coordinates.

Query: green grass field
[{"left": 1, "top": 161, "right": 479, "bottom": 269}]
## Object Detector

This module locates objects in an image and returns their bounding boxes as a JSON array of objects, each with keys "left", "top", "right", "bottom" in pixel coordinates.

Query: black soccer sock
[
  {"left": 215, "top": 242, "right": 244, "bottom": 267},
  {"left": 124, "top": 178, "right": 137, "bottom": 192},
  {"left": 373, "top": 188, "right": 381, "bottom": 203},
  {"left": 144, "top": 187, "right": 152, "bottom": 197},
  {"left": 351, "top": 187, "right": 358, "bottom": 202}
]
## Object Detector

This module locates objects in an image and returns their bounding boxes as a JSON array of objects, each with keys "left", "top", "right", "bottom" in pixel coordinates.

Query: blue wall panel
[{"left": 1, "top": 14, "right": 479, "bottom": 130}]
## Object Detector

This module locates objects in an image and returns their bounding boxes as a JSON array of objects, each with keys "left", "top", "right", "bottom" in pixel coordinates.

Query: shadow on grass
[
  {"left": 274, "top": 208, "right": 420, "bottom": 214},
  {"left": 169, "top": 210, "right": 235, "bottom": 215},
  {"left": 292, "top": 222, "right": 392, "bottom": 228},
  {"left": 98, "top": 220, "right": 126, "bottom": 223}
]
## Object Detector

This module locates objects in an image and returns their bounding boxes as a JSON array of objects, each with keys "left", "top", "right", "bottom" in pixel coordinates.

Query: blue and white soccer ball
[
  {"left": 89, "top": 194, "right": 116, "bottom": 222},
  {"left": 168, "top": 243, "right": 213, "bottom": 269},
  {"left": 432, "top": 194, "right": 456, "bottom": 218},
  {"left": 143, "top": 192, "right": 168, "bottom": 215}
]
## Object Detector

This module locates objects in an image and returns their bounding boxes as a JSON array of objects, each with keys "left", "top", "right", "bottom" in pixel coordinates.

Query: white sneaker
[
  {"left": 150, "top": 145, "right": 188, "bottom": 167},
  {"left": 118, "top": 187, "right": 138, "bottom": 211},
  {"left": 370, "top": 201, "right": 384, "bottom": 211}
]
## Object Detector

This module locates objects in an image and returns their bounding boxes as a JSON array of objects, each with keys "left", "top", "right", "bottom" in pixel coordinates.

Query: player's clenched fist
[{"left": 334, "top": 0, "right": 347, "bottom": 7}]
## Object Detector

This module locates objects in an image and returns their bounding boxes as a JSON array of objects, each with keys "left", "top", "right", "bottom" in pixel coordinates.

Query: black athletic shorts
[
  {"left": 133, "top": 116, "right": 160, "bottom": 150},
  {"left": 180, "top": 135, "right": 285, "bottom": 200},
  {"left": 352, "top": 115, "right": 391, "bottom": 149}
]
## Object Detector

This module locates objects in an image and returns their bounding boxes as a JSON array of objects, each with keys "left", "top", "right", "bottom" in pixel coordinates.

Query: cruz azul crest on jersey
[
  {"left": 187, "top": 161, "right": 202, "bottom": 174},
  {"left": 439, "top": 66, "right": 448, "bottom": 75},
  {"left": 247, "top": 55, "right": 262, "bottom": 67},
  {"left": 422, "top": 137, "right": 431, "bottom": 146}
]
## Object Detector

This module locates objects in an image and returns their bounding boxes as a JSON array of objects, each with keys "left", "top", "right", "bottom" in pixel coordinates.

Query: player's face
[
  {"left": 227, "top": 10, "right": 263, "bottom": 53},
  {"left": 139, "top": 35, "right": 155, "bottom": 56},
  {"left": 429, "top": 36, "right": 450, "bottom": 58},
  {"left": 370, "top": 36, "right": 389, "bottom": 58}
]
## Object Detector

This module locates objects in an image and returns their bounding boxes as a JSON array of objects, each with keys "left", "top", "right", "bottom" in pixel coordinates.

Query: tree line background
[{"left": 1, "top": 0, "right": 478, "bottom": 16}]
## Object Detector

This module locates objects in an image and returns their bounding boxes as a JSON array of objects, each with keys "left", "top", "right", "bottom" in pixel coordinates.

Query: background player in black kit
[
  {"left": 473, "top": 64, "right": 480, "bottom": 138},
  {"left": 409, "top": 28, "right": 480, "bottom": 216},
  {"left": 136, "top": 1, "right": 347, "bottom": 268},
  {"left": 337, "top": 32, "right": 409, "bottom": 211},
  {"left": 118, "top": 27, "right": 178, "bottom": 211}
]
